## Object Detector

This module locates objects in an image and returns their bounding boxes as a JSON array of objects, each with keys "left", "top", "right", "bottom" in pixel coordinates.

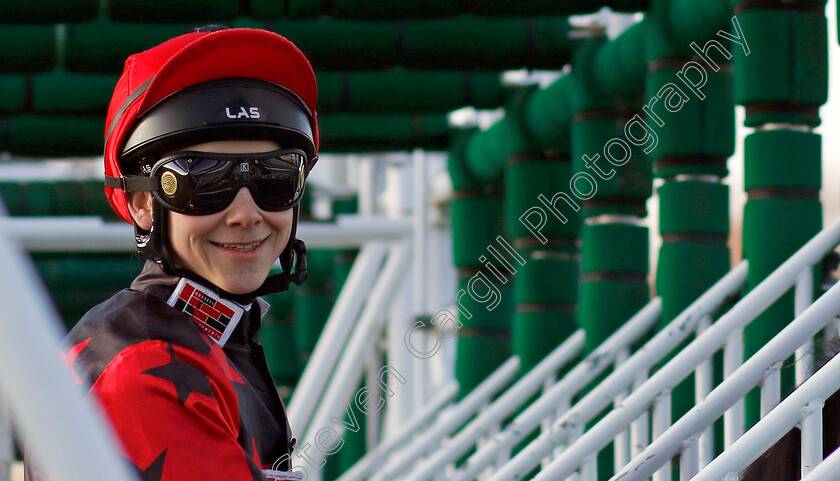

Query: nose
[{"left": 224, "top": 187, "right": 263, "bottom": 227}]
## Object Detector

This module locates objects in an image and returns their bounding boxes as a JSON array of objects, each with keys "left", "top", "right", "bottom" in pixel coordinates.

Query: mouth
[{"left": 209, "top": 238, "right": 266, "bottom": 252}]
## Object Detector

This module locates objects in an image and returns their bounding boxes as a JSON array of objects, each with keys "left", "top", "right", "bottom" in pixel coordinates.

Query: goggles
[{"left": 106, "top": 149, "right": 306, "bottom": 215}]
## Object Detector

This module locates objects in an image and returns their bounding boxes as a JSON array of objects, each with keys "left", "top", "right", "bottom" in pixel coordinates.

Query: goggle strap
[{"left": 105, "top": 175, "right": 159, "bottom": 192}]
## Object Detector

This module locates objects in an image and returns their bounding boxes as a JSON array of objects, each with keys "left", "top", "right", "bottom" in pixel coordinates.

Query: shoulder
[{"left": 64, "top": 288, "right": 214, "bottom": 386}]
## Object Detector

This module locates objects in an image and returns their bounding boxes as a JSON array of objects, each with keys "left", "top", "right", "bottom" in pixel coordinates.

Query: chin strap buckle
[{"left": 289, "top": 239, "right": 308, "bottom": 286}]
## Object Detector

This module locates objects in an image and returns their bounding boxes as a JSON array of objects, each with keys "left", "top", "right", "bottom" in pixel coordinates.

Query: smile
[{"left": 210, "top": 239, "right": 265, "bottom": 252}]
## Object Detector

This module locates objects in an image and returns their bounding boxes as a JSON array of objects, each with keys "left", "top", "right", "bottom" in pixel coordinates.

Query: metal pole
[
  {"left": 0, "top": 390, "right": 11, "bottom": 481},
  {"left": 0, "top": 226, "right": 136, "bottom": 480}
]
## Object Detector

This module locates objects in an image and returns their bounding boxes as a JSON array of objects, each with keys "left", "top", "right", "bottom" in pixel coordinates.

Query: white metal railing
[
  {"left": 689, "top": 340, "right": 840, "bottom": 481},
  {"left": 520, "top": 215, "right": 840, "bottom": 481},
  {"left": 0, "top": 219, "right": 136, "bottom": 480},
  {"left": 486, "top": 261, "right": 749, "bottom": 481}
]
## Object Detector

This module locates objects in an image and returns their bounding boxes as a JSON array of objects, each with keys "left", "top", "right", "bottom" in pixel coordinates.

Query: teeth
[{"left": 213, "top": 241, "right": 260, "bottom": 251}]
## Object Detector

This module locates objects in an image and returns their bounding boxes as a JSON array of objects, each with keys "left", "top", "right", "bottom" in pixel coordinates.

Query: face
[{"left": 163, "top": 139, "right": 294, "bottom": 294}]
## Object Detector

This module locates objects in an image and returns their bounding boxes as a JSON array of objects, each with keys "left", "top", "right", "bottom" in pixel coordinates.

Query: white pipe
[
  {"left": 488, "top": 262, "right": 747, "bottom": 481},
  {"left": 800, "top": 398, "right": 823, "bottom": 478},
  {"left": 402, "top": 330, "right": 586, "bottom": 481},
  {"left": 693, "top": 349, "right": 840, "bottom": 481},
  {"left": 287, "top": 242, "right": 388, "bottom": 433},
  {"left": 801, "top": 429, "right": 840, "bottom": 481},
  {"left": 370, "top": 357, "right": 520, "bottom": 481},
  {"left": 795, "top": 268, "right": 815, "bottom": 385},
  {"left": 336, "top": 382, "right": 459, "bottom": 481},
  {"left": 300, "top": 242, "right": 411, "bottom": 471},
  {"left": 0, "top": 227, "right": 136, "bottom": 480},
  {"left": 0, "top": 216, "right": 412, "bottom": 251},
  {"left": 0, "top": 392, "right": 10, "bottom": 481},
  {"left": 531, "top": 215, "right": 840, "bottom": 481},
  {"left": 609, "top": 280, "right": 840, "bottom": 481}
]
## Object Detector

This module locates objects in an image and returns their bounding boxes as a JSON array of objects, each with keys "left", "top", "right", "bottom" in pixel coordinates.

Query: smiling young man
[{"left": 28, "top": 27, "right": 319, "bottom": 481}]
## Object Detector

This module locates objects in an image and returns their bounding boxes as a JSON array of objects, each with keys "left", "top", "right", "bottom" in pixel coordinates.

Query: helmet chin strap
[{"left": 133, "top": 199, "right": 308, "bottom": 297}]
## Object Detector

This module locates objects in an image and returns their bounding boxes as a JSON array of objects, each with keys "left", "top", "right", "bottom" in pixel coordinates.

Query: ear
[{"left": 126, "top": 191, "right": 154, "bottom": 231}]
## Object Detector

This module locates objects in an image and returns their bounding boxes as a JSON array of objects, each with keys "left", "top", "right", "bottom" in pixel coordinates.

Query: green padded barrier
[
  {"left": 466, "top": 118, "right": 531, "bottom": 181},
  {"left": 0, "top": 0, "right": 98, "bottom": 23},
  {"left": 293, "top": 249, "right": 335, "bottom": 361},
  {"left": 0, "top": 182, "right": 23, "bottom": 214},
  {"left": 512, "top": 309, "right": 577, "bottom": 372},
  {"left": 658, "top": 181, "right": 729, "bottom": 235},
  {"left": 581, "top": 223, "right": 648, "bottom": 274},
  {"left": 743, "top": 130, "right": 821, "bottom": 191},
  {"left": 513, "top": 255, "right": 578, "bottom": 306},
  {"left": 733, "top": 8, "right": 828, "bottom": 127},
  {"left": 20, "top": 181, "right": 53, "bottom": 216},
  {"left": 656, "top": 242, "right": 729, "bottom": 322},
  {"left": 82, "top": 180, "right": 119, "bottom": 219},
  {"left": 578, "top": 279, "right": 649, "bottom": 353},
  {"left": 65, "top": 21, "right": 191, "bottom": 73},
  {"left": 670, "top": 0, "right": 732, "bottom": 43},
  {"left": 32, "top": 254, "right": 143, "bottom": 326},
  {"left": 1, "top": 115, "right": 103, "bottom": 156},
  {"left": 505, "top": 157, "right": 580, "bottom": 241},
  {"left": 448, "top": 127, "right": 484, "bottom": 193},
  {"left": 450, "top": 196, "right": 505, "bottom": 267},
  {"left": 319, "top": 113, "right": 450, "bottom": 153},
  {"left": 107, "top": 0, "right": 239, "bottom": 23},
  {"left": 260, "top": 289, "right": 299, "bottom": 387},
  {"left": 50, "top": 181, "right": 87, "bottom": 216},
  {"left": 317, "top": 70, "right": 504, "bottom": 114},
  {"left": 523, "top": 74, "right": 573, "bottom": 152},
  {"left": 593, "top": 21, "right": 648, "bottom": 101},
  {"left": 645, "top": 68, "right": 734, "bottom": 178},
  {"left": 0, "top": 26, "right": 56, "bottom": 73},
  {"left": 455, "top": 333, "right": 510, "bottom": 395},
  {"left": 32, "top": 72, "right": 118, "bottom": 114},
  {"left": 0, "top": 75, "right": 26, "bottom": 112},
  {"left": 455, "top": 274, "right": 513, "bottom": 331}
]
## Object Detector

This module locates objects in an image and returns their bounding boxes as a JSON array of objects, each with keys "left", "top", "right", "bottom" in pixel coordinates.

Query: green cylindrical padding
[
  {"left": 456, "top": 274, "right": 514, "bottom": 330},
  {"left": 448, "top": 128, "right": 483, "bottom": 192},
  {"left": 294, "top": 292, "right": 334, "bottom": 357},
  {"left": 288, "top": 0, "right": 460, "bottom": 19},
  {"left": 82, "top": 180, "right": 118, "bottom": 219},
  {"left": 32, "top": 72, "right": 118, "bottom": 114},
  {"left": 581, "top": 223, "right": 648, "bottom": 274},
  {"left": 65, "top": 21, "right": 190, "bottom": 73},
  {"left": 0, "top": 26, "right": 55, "bottom": 73},
  {"left": 570, "top": 37, "right": 613, "bottom": 112},
  {"left": 260, "top": 319, "right": 300, "bottom": 383},
  {"left": 658, "top": 181, "right": 729, "bottom": 235},
  {"left": 317, "top": 70, "right": 503, "bottom": 114},
  {"left": 0, "top": 76, "right": 25, "bottom": 112},
  {"left": 656, "top": 242, "right": 730, "bottom": 324},
  {"left": 301, "top": 249, "right": 335, "bottom": 289},
  {"left": 403, "top": 17, "right": 571, "bottom": 71},
  {"left": 451, "top": 196, "right": 504, "bottom": 268},
  {"left": 514, "top": 256, "right": 579, "bottom": 306},
  {"left": 593, "top": 21, "right": 648, "bottom": 101},
  {"left": 319, "top": 113, "right": 450, "bottom": 153},
  {"left": 2, "top": 116, "right": 103, "bottom": 156},
  {"left": 505, "top": 159, "right": 580, "bottom": 241},
  {"left": 579, "top": 280, "right": 649, "bottom": 353},
  {"left": 524, "top": 74, "right": 572, "bottom": 152},
  {"left": 466, "top": 119, "right": 530, "bottom": 181},
  {"left": 50, "top": 181, "right": 85, "bottom": 216},
  {"left": 744, "top": 130, "right": 821, "bottom": 190},
  {"left": 645, "top": 68, "right": 734, "bottom": 170},
  {"left": 455, "top": 334, "right": 511, "bottom": 395},
  {"left": 22, "top": 181, "right": 53, "bottom": 216},
  {"left": 0, "top": 182, "right": 23, "bottom": 215},
  {"left": 743, "top": 198, "right": 821, "bottom": 288},
  {"left": 733, "top": 10, "right": 827, "bottom": 114},
  {"left": 513, "top": 310, "right": 577, "bottom": 372},
  {"left": 106, "top": 0, "right": 239, "bottom": 22},
  {"left": 670, "top": 0, "right": 732, "bottom": 43},
  {"left": 0, "top": 0, "right": 98, "bottom": 23}
]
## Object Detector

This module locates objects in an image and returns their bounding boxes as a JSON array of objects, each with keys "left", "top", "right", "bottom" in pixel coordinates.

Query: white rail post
[
  {"left": 613, "top": 347, "right": 632, "bottom": 472},
  {"left": 0, "top": 390, "right": 10, "bottom": 481},
  {"left": 799, "top": 398, "right": 823, "bottom": 478},
  {"left": 760, "top": 361, "right": 782, "bottom": 417},
  {"left": 795, "top": 268, "right": 815, "bottom": 386},
  {"left": 679, "top": 435, "right": 700, "bottom": 480},
  {"left": 694, "top": 316, "right": 715, "bottom": 468},
  {"left": 652, "top": 390, "right": 672, "bottom": 481},
  {"left": 630, "top": 369, "right": 650, "bottom": 459},
  {"left": 723, "top": 327, "right": 745, "bottom": 447}
]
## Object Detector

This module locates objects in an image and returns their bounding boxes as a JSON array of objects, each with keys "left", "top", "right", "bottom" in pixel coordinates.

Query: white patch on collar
[{"left": 166, "top": 278, "right": 248, "bottom": 346}]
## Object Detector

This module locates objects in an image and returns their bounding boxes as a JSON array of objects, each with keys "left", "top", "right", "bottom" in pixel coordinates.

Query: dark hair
[{"left": 194, "top": 24, "right": 229, "bottom": 33}]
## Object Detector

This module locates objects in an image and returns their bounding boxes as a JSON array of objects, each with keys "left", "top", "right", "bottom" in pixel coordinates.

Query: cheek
[
  {"left": 268, "top": 210, "right": 295, "bottom": 248},
  {"left": 168, "top": 212, "right": 217, "bottom": 251}
]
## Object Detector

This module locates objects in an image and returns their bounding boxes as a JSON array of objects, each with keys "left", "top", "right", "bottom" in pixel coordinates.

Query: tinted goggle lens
[{"left": 151, "top": 149, "right": 306, "bottom": 215}]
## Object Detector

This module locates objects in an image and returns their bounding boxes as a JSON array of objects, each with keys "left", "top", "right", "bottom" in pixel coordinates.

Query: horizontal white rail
[
  {"left": 489, "top": 261, "right": 748, "bottom": 481},
  {"left": 368, "top": 357, "right": 521, "bottom": 481},
  {"left": 335, "top": 382, "right": 459, "bottom": 481},
  {"left": 452, "top": 298, "right": 662, "bottom": 481},
  {"left": 614, "top": 279, "right": 840, "bottom": 481},
  {"left": 0, "top": 215, "right": 412, "bottom": 251},
  {"left": 288, "top": 242, "right": 388, "bottom": 434},
  {"left": 531, "top": 214, "right": 840, "bottom": 481},
  {"left": 0, "top": 225, "right": 136, "bottom": 480},
  {"left": 401, "top": 330, "right": 587, "bottom": 481}
]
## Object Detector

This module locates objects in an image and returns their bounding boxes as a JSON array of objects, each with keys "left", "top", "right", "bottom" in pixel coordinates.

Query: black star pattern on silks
[
  {"left": 126, "top": 449, "right": 167, "bottom": 481},
  {"left": 141, "top": 343, "right": 214, "bottom": 406}
]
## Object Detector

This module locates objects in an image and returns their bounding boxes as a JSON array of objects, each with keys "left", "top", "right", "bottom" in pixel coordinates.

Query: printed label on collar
[{"left": 166, "top": 278, "right": 246, "bottom": 346}]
